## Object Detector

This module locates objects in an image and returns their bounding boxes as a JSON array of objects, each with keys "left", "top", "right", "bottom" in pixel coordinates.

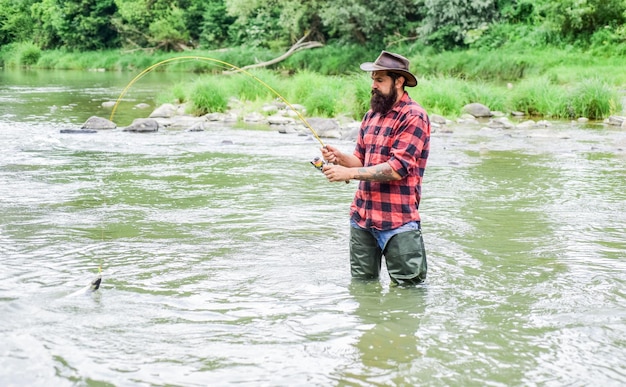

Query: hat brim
[{"left": 360, "top": 62, "right": 418, "bottom": 87}]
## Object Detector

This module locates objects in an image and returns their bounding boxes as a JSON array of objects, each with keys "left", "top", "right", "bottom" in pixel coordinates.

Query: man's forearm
[{"left": 353, "top": 162, "right": 402, "bottom": 181}]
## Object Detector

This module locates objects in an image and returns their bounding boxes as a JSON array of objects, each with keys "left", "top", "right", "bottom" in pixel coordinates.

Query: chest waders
[{"left": 350, "top": 226, "right": 427, "bottom": 286}]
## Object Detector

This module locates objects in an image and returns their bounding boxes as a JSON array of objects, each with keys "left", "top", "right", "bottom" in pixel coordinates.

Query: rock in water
[{"left": 82, "top": 116, "right": 117, "bottom": 130}]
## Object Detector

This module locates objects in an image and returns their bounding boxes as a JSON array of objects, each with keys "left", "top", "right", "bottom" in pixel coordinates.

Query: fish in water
[
  {"left": 66, "top": 273, "right": 102, "bottom": 297},
  {"left": 90, "top": 275, "right": 102, "bottom": 291}
]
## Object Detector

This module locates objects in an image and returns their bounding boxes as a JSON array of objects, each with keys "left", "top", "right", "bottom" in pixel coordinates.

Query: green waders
[{"left": 350, "top": 226, "right": 427, "bottom": 285}]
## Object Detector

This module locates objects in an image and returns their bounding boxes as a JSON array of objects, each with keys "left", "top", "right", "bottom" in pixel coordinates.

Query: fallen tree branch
[
  {"left": 387, "top": 34, "right": 419, "bottom": 47},
  {"left": 225, "top": 33, "right": 323, "bottom": 73}
]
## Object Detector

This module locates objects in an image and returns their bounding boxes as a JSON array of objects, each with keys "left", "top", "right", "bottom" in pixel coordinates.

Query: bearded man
[{"left": 321, "top": 50, "right": 430, "bottom": 286}]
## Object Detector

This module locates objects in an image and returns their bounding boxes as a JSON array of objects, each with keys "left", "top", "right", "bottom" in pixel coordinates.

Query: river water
[{"left": 1, "top": 69, "right": 625, "bottom": 386}]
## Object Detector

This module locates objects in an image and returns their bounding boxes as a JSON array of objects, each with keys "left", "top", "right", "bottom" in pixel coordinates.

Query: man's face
[{"left": 370, "top": 71, "right": 398, "bottom": 114}]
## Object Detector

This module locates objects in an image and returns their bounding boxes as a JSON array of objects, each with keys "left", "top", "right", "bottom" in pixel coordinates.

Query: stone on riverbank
[
  {"left": 606, "top": 115, "right": 626, "bottom": 127},
  {"left": 149, "top": 103, "right": 184, "bottom": 118},
  {"left": 123, "top": 118, "right": 160, "bottom": 132},
  {"left": 307, "top": 117, "right": 340, "bottom": 138},
  {"left": 82, "top": 116, "right": 116, "bottom": 130},
  {"left": 462, "top": 103, "right": 492, "bottom": 118}
]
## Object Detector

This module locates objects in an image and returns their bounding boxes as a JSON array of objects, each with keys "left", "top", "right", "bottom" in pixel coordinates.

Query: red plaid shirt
[{"left": 350, "top": 92, "right": 430, "bottom": 230}]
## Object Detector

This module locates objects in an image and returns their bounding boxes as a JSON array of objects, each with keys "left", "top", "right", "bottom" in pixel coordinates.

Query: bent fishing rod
[
  {"left": 109, "top": 55, "right": 350, "bottom": 179},
  {"left": 109, "top": 56, "right": 326, "bottom": 146}
]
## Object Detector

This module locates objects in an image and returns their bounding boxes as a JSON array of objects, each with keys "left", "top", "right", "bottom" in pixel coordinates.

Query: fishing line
[{"left": 109, "top": 55, "right": 326, "bottom": 147}]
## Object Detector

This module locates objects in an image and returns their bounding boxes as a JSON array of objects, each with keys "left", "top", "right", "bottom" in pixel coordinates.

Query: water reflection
[{"left": 341, "top": 282, "right": 428, "bottom": 386}]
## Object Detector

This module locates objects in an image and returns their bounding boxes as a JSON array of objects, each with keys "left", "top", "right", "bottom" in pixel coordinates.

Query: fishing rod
[
  {"left": 109, "top": 55, "right": 348, "bottom": 180},
  {"left": 108, "top": 55, "right": 326, "bottom": 147}
]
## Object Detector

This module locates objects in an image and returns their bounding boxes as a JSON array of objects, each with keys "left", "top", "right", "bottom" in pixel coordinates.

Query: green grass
[
  {"left": 182, "top": 71, "right": 622, "bottom": 120},
  {"left": 2, "top": 45, "right": 624, "bottom": 120},
  {"left": 569, "top": 78, "right": 620, "bottom": 119},
  {"left": 188, "top": 78, "right": 228, "bottom": 115}
]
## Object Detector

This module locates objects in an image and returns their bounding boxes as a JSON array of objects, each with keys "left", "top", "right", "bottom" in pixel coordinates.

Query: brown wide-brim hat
[{"left": 360, "top": 50, "right": 418, "bottom": 87}]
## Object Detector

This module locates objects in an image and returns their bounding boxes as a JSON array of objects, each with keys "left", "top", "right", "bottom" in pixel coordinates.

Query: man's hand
[
  {"left": 322, "top": 164, "right": 352, "bottom": 183},
  {"left": 321, "top": 145, "right": 341, "bottom": 165}
]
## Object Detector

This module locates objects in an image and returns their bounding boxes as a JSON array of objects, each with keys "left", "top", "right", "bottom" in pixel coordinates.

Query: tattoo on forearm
[{"left": 355, "top": 164, "right": 396, "bottom": 181}]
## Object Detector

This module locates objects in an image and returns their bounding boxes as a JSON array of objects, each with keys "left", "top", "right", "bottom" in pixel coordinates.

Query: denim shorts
[{"left": 350, "top": 219, "right": 420, "bottom": 252}]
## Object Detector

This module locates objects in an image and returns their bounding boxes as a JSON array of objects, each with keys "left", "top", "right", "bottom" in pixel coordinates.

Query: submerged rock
[{"left": 60, "top": 129, "right": 98, "bottom": 134}]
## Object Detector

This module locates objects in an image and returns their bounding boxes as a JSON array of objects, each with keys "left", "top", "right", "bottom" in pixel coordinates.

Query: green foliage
[
  {"left": 288, "top": 73, "right": 351, "bottom": 117},
  {"left": 230, "top": 69, "right": 279, "bottom": 101},
  {"left": 569, "top": 78, "right": 621, "bottom": 119},
  {"left": 536, "top": 0, "right": 626, "bottom": 44},
  {"left": 0, "top": 0, "right": 36, "bottom": 46},
  {"left": 189, "top": 78, "right": 228, "bottom": 114},
  {"left": 3, "top": 0, "right": 626, "bottom": 53},
  {"left": 223, "top": 0, "right": 286, "bottom": 48},
  {"left": 148, "top": 5, "right": 190, "bottom": 51},
  {"left": 419, "top": 0, "right": 501, "bottom": 49},
  {"left": 283, "top": 45, "right": 377, "bottom": 75},
  {"left": 411, "top": 77, "right": 469, "bottom": 117},
  {"left": 200, "top": 0, "right": 236, "bottom": 48},
  {"left": 413, "top": 50, "right": 534, "bottom": 82},
  {"left": 20, "top": 45, "right": 625, "bottom": 121},
  {"left": 509, "top": 77, "right": 569, "bottom": 117},
  {"left": 589, "top": 25, "right": 626, "bottom": 56},
  {"left": 349, "top": 75, "right": 373, "bottom": 119},
  {"left": 30, "top": 0, "right": 119, "bottom": 51},
  {"left": 319, "top": 0, "right": 424, "bottom": 46},
  {"left": 18, "top": 42, "right": 42, "bottom": 66},
  {"left": 0, "top": 42, "right": 41, "bottom": 67},
  {"left": 155, "top": 82, "right": 188, "bottom": 105},
  {"left": 458, "top": 81, "right": 509, "bottom": 113}
]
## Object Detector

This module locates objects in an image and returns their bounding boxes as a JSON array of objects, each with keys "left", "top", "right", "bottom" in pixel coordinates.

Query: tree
[
  {"left": 221, "top": 0, "right": 425, "bottom": 48},
  {"left": 319, "top": 0, "right": 424, "bottom": 45},
  {"left": 113, "top": 0, "right": 201, "bottom": 50},
  {"left": 31, "top": 0, "right": 118, "bottom": 50},
  {"left": 0, "top": 0, "right": 37, "bottom": 46},
  {"left": 199, "top": 0, "right": 236, "bottom": 48},
  {"left": 419, "top": 0, "right": 501, "bottom": 49},
  {"left": 536, "top": 0, "right": 626, "bottom": 43}
]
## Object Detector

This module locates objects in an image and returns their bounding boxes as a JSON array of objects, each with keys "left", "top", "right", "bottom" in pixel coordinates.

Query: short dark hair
[{"left": 387, "top": 71, "right": 406, "bottom": 88}]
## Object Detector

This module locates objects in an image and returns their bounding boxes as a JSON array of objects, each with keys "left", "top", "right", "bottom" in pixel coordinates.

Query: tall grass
[
  {"left": 0, "top": 42, "right": 41, "bottom": 67},
  {"left": 2, "top": 45, "right": 624, "bottom": 119},
  {"left": 188, "top": 78, "right": 228, "bottom": 115},
  {"left": 182, "top": 71, "right": 622, "bottom": 120},
  {"left": 509, "top": 77, "right": 569, "bottom": 117},
  {"left": 411, "top": 78, "right": 469, "bottom": 117},
  {"left": 569, "top": 78, "right": 620, "bottom": 119}
]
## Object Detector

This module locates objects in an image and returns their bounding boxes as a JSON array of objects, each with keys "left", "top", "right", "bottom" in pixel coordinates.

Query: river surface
[{"left": 1, "top": 69, "right": 625, "bottom": 386}]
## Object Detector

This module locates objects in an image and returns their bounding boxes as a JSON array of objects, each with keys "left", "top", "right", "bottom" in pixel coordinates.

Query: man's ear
[{"left": 395, "top": 75, "right": 406, "bottom": 89}]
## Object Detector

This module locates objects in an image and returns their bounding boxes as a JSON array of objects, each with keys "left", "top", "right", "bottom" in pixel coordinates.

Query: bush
[
  {"left": 412, "top": 77, "right": 469, "bottom": 117},
  {"left": 569, "top": 78, "right": 621, "bottom": 119},
  {"left": 189, "top": 78, "right": 228, "bottom": 115},
  {"left": 0, "top": 42, "right": 41, "bottom": 67},
  {"left": 231, "top": 69, "right": 281, "bottom": 101},
  {"left": 509, "top": 77, "right": 569, "bottom": 117},
  {"left": 18, "top": 42, "right": 41, "bottom": 66}
]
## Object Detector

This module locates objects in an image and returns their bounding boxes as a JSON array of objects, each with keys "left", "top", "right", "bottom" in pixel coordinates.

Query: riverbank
[
  {"left": 2, "top": 45, "right": 626, "bottom": 121},
  {"left": 86, "top": 98, "right": 626, "bottom": 144}
]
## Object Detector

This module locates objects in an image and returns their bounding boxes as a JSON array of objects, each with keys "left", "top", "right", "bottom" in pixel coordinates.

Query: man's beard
[{"left": 370, "top": 87, "right": 397, "bottom": 114}]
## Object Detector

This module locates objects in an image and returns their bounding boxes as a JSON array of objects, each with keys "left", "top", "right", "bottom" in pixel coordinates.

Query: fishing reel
[
  {"left": 310, "top": 156, "right": 349, "bottom": 183},
  {"left": 310, "top": 156, "right": 326, "bottom": 171}
]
